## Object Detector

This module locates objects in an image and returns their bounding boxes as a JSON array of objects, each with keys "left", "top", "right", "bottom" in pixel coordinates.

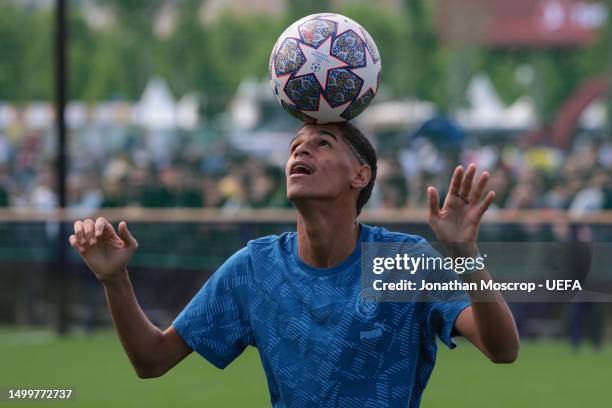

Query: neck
[{"left": 295, "top": 201, "right": 360, "bottom": 268}]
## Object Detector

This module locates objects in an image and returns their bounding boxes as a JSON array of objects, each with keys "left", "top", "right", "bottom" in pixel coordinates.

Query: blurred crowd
[
  {"left": 1, "top": 123, "right": 611, "bottom": 214},
  {"left": 376, "top": 132, "right": 612, "bottom": 214}
]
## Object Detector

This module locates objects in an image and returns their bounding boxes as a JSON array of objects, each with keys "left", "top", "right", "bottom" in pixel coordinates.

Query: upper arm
[
  {"left": 171, "top": 247, "right": 255, "bottom": 369},
  {"left": 160, "top": 326, "right": 193, "bottom": 372},
  {"left": 134, "top": 326, "right": 192, "bottom": 379}
]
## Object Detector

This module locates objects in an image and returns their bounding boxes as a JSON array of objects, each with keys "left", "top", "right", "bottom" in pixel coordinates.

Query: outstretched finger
[
  {"left": 448, "top": 165, "right": 464, "bottom": 196},
  {"left": 427, "top": 186, "right": 440, "bottom": 219},
  {"left": 477, "top": 191, "right": 496, "bottom": 217},
  {"left": 470, "top": 171, "right": 490, "bottom": 204},
  {"left": 459, "top": 163, "right": 476, "bottom": 199}
]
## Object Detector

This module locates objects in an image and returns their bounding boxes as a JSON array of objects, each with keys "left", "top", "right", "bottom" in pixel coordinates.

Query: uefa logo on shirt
[{"left": 355, "top": 288, "right": 380, "bottom": 320}]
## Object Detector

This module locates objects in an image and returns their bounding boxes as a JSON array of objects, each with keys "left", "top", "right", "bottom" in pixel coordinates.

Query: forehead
[{"left": 291, "top": 124, "right": 341, "bottom": 144}]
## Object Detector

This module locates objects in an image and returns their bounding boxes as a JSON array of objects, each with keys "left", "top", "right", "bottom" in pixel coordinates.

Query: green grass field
[{"left": 1, "top": 329, "right": 610, "bottom": 407}]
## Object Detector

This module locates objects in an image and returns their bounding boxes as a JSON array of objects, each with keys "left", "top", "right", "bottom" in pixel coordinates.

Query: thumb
[{"left": 117, "top": 221, "right": 138, "bottom": 249}]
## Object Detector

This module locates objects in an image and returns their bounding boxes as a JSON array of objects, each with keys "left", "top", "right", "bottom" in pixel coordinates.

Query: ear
[{"left": 350, "top": 164, "right": 371, "bottom": 190}]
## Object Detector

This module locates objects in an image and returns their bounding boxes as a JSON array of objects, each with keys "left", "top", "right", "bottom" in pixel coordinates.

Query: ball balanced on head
[{"left": 269, "top": 13, "right": 381, "bottom": 124}]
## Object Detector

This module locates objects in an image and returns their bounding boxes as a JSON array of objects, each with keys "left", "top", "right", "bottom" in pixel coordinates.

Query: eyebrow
[
  {"left": 288, "top": 129, "right": 366, "bottom": 165},
  {"left": 317, "top": 130, "right": 338, "bottom": 141},
  {"left": 289, "top": 129, "right": 338, "bottom": 146}
]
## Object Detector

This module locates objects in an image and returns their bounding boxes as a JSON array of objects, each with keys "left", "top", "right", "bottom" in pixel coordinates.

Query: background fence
[{"left": 1, "top": 208, "right": 611, "bottom": 342}]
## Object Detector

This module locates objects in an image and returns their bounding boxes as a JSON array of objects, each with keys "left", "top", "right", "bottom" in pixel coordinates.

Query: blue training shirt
[{"left": 172, "top": 223, "right": 471, "bottom": 407}]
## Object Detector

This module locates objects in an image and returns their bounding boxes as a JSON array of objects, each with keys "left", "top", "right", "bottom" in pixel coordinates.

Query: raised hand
[
  {"left": 69, "top": 218, "right": 139, "bottom": 282},
  {"left": 427, "top": 163, "right": 495, "bottom": 246}
]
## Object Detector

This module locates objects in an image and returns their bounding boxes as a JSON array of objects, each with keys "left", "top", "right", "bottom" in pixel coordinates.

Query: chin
[
  {"left": 286, "top": 189, "right": 311, "bottom": 202},
  {"left": 287, "top": 184, "right": 323, "bottom": 201}
]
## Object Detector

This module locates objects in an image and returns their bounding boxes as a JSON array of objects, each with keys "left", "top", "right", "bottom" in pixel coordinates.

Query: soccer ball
[{"left": 269, "top": 13, "right": 381, "bottom": 124}]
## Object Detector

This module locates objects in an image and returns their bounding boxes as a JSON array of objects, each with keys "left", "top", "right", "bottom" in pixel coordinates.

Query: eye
[{"left": 319, "top": 140, "right": 331, "bottom": 148}]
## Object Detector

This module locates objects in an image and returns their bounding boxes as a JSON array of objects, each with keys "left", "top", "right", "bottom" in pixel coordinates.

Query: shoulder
[
  {"left": 246, "top": 231, "right": 295, "bottom": 248},
  {"left": 247, "top": 231, "right": 295, "bottom": 246},
  {"left": 361, "top": 223, "right": 426, "bottom": 244},
  {"left": 243, "top": 231, "right": 295, "bottom": 259}
]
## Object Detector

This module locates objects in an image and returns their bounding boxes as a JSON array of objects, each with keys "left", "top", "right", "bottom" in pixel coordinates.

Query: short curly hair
[{"left": 338, "top": 122, "right": 377, "bottom": 215}]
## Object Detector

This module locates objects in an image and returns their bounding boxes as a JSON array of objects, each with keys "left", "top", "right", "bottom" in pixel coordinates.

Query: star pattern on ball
[
  {"left": 281, "top": 21, "right": 302, "bottom": 43},
  {"left": 296, "top": 36, "right": 348, "bottom": 90},
  {"left": 350, "top": 45, "right": 380, "bottom": 100},
  {"left": 333, "top": 17, "right": 356, "bottom": 38},
  {"left": 315, "top": 95, "right": 351, "bottom": 124},
  {"left": 272, "top": 73, "right": 294, "bottom": 107}
]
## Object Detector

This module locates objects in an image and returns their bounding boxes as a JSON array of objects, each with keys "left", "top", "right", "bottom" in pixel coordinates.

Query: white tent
[
  {"left": 455, "top": 73, "right": 537, "bottom": 130},
  {"left": 133, "top": 77, "right": 177, "bottom": 131},
  {"left": 579, "top": 99, "right": 607, "bottom": 130},
  {"left": 177, "top": 93, "right": 201, "bottom": 131},
  {"left": 24, "top": 103, "right": 54, "bottom": 130},
  {"left": 356, "top": 99, "right": 437, "bottom": 130},
  {"left": 0, "top": 104, "right": 16, "bottom": 130}
]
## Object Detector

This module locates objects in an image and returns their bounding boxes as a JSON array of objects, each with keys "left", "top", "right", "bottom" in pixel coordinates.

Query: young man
[{"left": 70, "top": 122, "right": 519, "bottom": 407}]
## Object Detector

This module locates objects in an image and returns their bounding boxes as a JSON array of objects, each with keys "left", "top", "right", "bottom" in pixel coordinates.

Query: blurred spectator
[
  {"left": 487, "top": 167, "right": 513, "bottom": 209},
  {"left": 175, "top": 165, "right": 204, "bottom": 208},
  {"left": 67, "top": 171, "right": 103, "bottom": 211},
  {"left": 219, "top": 169, "right": 249, "bottom": 211},
  {"left": 201, "top": 175, "right": 225, "bottom": 208},
  {"left": 0, "top": 165, "right": 11, "bottom": 207},
  {"left": 569, "top": 301, "right": 605, "bottom": 352},
  {"left": 378, "top": 158, "right": 408, "bottom": 209},
  {"left": 569, "top": 169, "right": 610, "bottom": 214},
  {"left": 504, "top": 166, "right": 544, "bottom": 209},
  {"left": 28, "top": 167, "right": 57, "bottom": 210},
  {"left": 248, "top": 166, "right": 288, "bottom": 208}
]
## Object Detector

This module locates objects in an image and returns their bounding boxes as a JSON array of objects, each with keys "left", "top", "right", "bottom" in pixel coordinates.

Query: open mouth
[{"left": 289, "top": 162, "right": 315, "bottom": 176}]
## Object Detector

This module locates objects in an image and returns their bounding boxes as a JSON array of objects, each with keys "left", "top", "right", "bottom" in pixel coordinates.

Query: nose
[{"left": 294, "top": 142, "right": 311, "bottom": 157}]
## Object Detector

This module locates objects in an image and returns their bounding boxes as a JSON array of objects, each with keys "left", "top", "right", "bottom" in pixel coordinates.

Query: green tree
[
  {"left": 287, "top": 0, "right": 332, "bottom": 20},
  {"left": 0, "top": 4, "right": 53, "bottom": 101}
]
